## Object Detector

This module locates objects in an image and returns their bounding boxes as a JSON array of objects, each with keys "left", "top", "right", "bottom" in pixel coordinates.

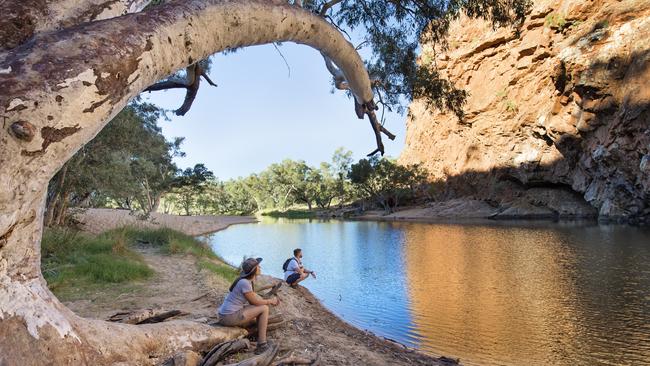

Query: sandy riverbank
[
  {"left": 70, "top": 209, "right": 451, "bottom": 365},
  {"left": 74, "top": 208, "right": 257, "bottom": 235}
]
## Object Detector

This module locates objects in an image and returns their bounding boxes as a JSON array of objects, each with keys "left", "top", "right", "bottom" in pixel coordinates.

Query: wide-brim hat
[{"left": 240, "top": 257, "right": 263, "bottom": 277}]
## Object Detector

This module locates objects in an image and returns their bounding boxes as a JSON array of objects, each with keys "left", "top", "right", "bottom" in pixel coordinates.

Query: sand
[{"left": 74, "top": 208, "right": 257, "bottom": 235}]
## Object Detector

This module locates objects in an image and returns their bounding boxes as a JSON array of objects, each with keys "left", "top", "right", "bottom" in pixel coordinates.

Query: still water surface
[{"left": 207, "top": 218, "right": 650, "bottom": 365}]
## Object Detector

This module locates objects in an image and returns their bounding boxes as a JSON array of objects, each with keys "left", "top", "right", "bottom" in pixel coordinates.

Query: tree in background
[
  {"left": 330, "top": 148, "right": 355, "bottom": 206},
  {"left": 44, "top": 102, "right": 184, "bottom": 226},
  {"left": 170, "top": 164, "right": 215, "bottom": 215},
  {"left": 349, "top": 156, "right": 429, "bottom": 213}
]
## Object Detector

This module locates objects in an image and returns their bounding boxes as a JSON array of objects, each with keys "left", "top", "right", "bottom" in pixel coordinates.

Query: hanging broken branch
[
  {"left": 145, "top": 62, "right": 218, "bottom": 116},
  {"left": 321, "top": 53, "right": 395, "bottom": 155}
]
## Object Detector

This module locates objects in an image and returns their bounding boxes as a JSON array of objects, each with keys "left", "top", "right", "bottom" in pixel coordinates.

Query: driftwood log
[
  {"left": 107, "top": 309, "right": 184, "bottom": 324},
  {"left": 272, "top": 352, "right": 320, "bottom": 366},
  {"left": 200, "top": 339, "right": 251, "bottom": 366},
  {"left": 225, "top": 343, "right": 280, "bottom": 366},
  {"left": 260, "top": 282, "right": 283, "bottom": 299}
]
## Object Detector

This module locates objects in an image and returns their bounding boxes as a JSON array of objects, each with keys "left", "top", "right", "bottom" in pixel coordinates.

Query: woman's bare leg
[{"left": 242, "top": 305, "right": 269, "bottom": 343}]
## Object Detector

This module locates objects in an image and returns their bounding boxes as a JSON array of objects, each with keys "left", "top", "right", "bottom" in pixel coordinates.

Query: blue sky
[{"left": 143, "top": 43, "right": 407, "bottom": 180}]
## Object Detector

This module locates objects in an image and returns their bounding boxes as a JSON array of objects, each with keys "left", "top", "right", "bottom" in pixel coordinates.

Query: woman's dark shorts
[{"left": 286, "top": 273, "right": 301, "bottom": 284}]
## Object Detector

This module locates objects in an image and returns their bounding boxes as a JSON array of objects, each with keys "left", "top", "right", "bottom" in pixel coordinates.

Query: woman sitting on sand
[{"left": 217, "top": 257, "right": 279, "bottom": 354}]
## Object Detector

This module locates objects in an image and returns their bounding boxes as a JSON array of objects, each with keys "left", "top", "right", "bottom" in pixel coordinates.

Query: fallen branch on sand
[
  {"left": 225, "top": 343, "right": 280, "bottom": 366},
  {"left": 107, "top": 309, "right": 184, "bottom": 324},
  {"left": 197, "top": 339, "right": 280, "bottom": 366},
  {"left": 272, "top": 352, "right": 321, "bottom": 366},
  {"left": 200, "top": 339, "right": 251, "bottom": 366}
]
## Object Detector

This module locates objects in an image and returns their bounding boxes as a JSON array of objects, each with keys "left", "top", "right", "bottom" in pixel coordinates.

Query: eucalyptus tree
[
  {"left": 44, "top": 101, "right": 182, "bottom": 225},
  {"left": 349, "top": 156, "right": 429, "bottom": 212},
  {"left": 173, "top": 163, "right": 215, "bottom": 215},
  {"left": 0, "top": 0, "right": 530, "bottom": 363}
]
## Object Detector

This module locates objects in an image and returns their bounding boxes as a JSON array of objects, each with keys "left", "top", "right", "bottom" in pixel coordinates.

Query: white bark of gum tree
[
  {"left": 0, "top": 0, "right": 153, "bottom": 50},
  {"left": 0, "top": 0, "right": 374, "bottom": 364}
]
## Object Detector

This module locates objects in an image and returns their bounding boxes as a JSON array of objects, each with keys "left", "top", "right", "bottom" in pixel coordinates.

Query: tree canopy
[
  {"left": 312, "top": 0, "right": 531, "bottom": 117},
  {"left": 44, "top": 101, "right": 205, "bottom": 225}
]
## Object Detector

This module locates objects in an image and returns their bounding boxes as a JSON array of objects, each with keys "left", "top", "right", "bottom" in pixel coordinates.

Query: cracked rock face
[{"left": 400, "top": 0, "right": 650, "bottom": 222}]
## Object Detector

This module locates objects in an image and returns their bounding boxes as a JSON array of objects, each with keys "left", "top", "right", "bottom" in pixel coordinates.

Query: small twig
[
  {"left": 273, "top": 43, "right": 291, "bottom": 77},
  {"left": 201, "top": 72, "right": 218, "bottom": 87}
]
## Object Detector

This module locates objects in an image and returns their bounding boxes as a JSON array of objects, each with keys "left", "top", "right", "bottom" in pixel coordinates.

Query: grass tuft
[
  {"left": 42, "top": 228, "right": 153, "bottom": 298},
  {"left": 197, "top": 259, "right": 239, "bottom": 282},
  {"left": 103, "top": 227, "right": 217, "bottom": 258}
]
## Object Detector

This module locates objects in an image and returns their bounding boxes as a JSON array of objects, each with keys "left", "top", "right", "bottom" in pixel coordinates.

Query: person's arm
[
  {"left": 244, "top": 291, "right": 278, "bottom": 306},
  {"left": 288, "top": 260, "right": 303, "bottom": 275}
]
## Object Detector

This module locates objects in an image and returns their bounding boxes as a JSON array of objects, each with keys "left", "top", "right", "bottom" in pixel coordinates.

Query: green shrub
[
  {"left": 545, "top": 13, "right": 567, "bottom": 30},
  {"left": 594, "top": 19, "right": 609, "bottom": 30},
  {"left": 102, "top": 227, "right": 217, "bottom": 258},
  {"left": 504, "top": 99, "right": 519, "bottom": 113},
  {"left": 261, "top": 209, "right": 316, "bottom": 219},
  {"left": 76, "top": 254, "right": 152, "bottom": 283}
]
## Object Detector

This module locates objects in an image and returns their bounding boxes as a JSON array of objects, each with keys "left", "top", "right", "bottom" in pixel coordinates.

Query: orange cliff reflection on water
[{"left": 400, "top": 223, "right": 587, "bottom": 366}]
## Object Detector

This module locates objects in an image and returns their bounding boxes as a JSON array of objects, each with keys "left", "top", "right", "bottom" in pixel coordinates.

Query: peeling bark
[
  {"left": 0, "top": 0, "right": 374, "bottom": 364},
  {"left": 0, "top": 0, "right": 152, "bottom": 50}
]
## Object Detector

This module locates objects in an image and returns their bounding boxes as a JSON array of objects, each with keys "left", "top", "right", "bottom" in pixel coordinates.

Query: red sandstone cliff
[{"left": 400, "top": 0, "right": 650, "bottom": 222}]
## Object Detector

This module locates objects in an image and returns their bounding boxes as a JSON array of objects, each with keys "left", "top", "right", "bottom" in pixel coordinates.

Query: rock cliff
[{"left": 400, "top": 0, "right": 650, "bottom": 222}]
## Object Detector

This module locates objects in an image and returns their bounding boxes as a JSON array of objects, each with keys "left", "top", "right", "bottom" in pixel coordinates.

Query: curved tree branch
[{"left": 176, "top": 63, "right": 202, "bottom": 116}]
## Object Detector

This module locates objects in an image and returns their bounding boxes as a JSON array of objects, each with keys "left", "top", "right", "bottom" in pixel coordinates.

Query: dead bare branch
[
  {"left": 144, "top": 79, "right": 190, "bottom": 91},
  {"left": 106, "top": 309, "right": 184, "bottom": 324},
  {"left": 273, "top": 43, "right": 292, "bottom": 77},
  {"left": 200, "top": 339, "right": 251, "bottom": 366},
  {"left": 201, "top": 72, "right": 218, "bottom": 87},
  {"left": 223, "top": 342, "right": 279, "bottom": 366}
]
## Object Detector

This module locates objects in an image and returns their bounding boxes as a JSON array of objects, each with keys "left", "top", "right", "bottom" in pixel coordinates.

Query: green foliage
[
  {"left": 545, "top": 13, "right": 568, "bottom": 30},
  {"left": 41, "top": 228, "right": 153, "bottom": 298},
  {"left": 316, "top": 0, "right": 531, "bottom": 114},
  {"left": 504, "top": 99, "right": 518, "bottom": 113},
  {"left": 161, "top": 148, "right": 431, "bottom": 216},
  {"left": 104, "top": 227, "right": 217, "bottom": 259},
  {"left": 594, "top": 19, "right": 609, "bottom": 30},
  {"left": 261, "top": 209, "right": 317, "bottom": 219},
  {"left": 197, "top": 259, "right": 239, "bottom": 282},
  {"left": 46, "top": 100, "right": 186, "bottom": 225},
  {"left": 171, "top": 164, "right": 215, "bottom": 215},
  {"left": 163, "top": 148, "right": 357, "bottom": 216},
  {"left": 349, "top": 156, "right": 429, "bottom": 213}
]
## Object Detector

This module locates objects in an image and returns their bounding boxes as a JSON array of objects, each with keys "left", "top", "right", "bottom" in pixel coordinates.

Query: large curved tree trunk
[{"left": 0, "top": 0, "right": 373, "bottom": 364}]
